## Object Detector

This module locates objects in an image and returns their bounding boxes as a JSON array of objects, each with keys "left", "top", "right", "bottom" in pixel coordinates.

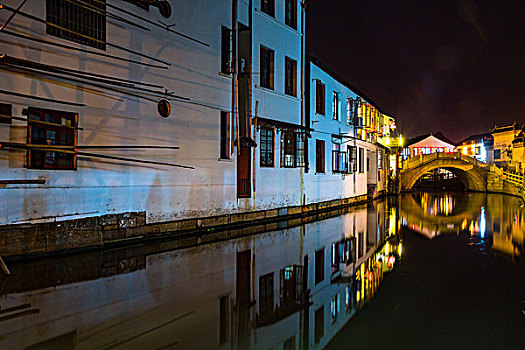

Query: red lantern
[
  {"left": 366, "top": 271, "right": 374, "bottom": 281},
  {"left": 388, "top": 255, "right": 396, "bottom": 268}
]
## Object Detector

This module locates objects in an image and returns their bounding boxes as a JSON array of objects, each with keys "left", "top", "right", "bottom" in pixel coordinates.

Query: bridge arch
[{"left": 400, "top": 153, "right": 488, "bottom": 192}]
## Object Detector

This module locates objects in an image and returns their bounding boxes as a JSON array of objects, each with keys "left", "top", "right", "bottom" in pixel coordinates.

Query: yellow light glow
[
  {"left": 399, "top": 135, "right": 404, "bottom": 147},
  {"left": 398, "top": 243, "right": 402, "bottom": 257},
  {"left": 386, "top": 136, "right": 391, "bottom": 145}
]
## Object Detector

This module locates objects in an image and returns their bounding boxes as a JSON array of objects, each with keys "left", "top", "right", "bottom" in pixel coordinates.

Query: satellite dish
[
  {"left": 158, "top": 1, "right": 172, "bottom": 18},
  {"left": 157, "top": 99, "right": 171, "bottom": 118}
]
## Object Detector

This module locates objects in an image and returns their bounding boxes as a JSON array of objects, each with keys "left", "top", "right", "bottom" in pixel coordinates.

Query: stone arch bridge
[{"left": 400, "top": 152, "right": 489, "bottom": 191}]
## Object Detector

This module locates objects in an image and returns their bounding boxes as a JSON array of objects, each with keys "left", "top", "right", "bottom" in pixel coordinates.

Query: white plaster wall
[{"left": 0, "top": 0, "right": 239, "bottom": 225}]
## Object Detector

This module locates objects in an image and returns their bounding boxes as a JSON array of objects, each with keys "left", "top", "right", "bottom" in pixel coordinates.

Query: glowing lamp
[
  {"left": 388, "top": 255, "right": 396, "bottom": 268},
  {"left": 366, "top": 271, "right": 374, "bottom": 281}
]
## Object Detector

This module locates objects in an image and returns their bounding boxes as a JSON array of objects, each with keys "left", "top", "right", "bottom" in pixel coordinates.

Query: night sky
[{"left": 307, "top": 0, "right": 525, "bottom": 142}]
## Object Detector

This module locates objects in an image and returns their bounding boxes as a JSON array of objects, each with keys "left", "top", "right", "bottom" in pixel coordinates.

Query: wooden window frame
[
  {"left": 285, "top": 0, "right": 297, "bottom": 30},
  {"left": 260, "top": 46, "right": 275, "bottom": 90},
  {"left": 316, "top": 139, "right": 325, "bottom": 174},
  {"left": 46, "top": 0, "right": 107, "bottom": 50},
  {"left": 220, "top": 111, "right": 230, "bottom": 160},
  {"left": 221, "top": 26, "right": 231, "bottom": 74},
  {"left": 332, "top": 91, "right": 339, "bottom": 121},
  {"left": 281, "top": 129, "right": 295, "bottom": 168},
  {"left": 259, "top": 127, "right": 274, "bottom": 167},
  {"left": 284, "top": 57, "right": 297, "bottom": 97},
  {"left": 358, "top": 147, "right": 364, "bottom": 173},
  {"left": 261, "top": 0, "right": 275, "bottom": 17},
  {"left": 315, "top": 81, "right": 325, "bottom": 115},
  {"left": 26, "top": 107, "right": 78, "bottom": 170}
]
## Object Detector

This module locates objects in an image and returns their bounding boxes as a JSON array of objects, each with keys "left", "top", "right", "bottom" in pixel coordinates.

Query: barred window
[
  {"left": 260, "top": 127, "right": 274, "bottom": 167},
  {"left": 332, "top": 92, "right": 339, "bottom": 121},
  {"left": 332, "top": 143, "right": 347, "bottom": 173},
  {"left": 280, "top": 130, "right": 304, "bottom": 168},
  {"left": 26, "top": 107, "right": 77, "bottom": 170},
  {"left": 47, "top": 0, "right": 106, "bottom": 50},
  {"left": 295, "top": 132, "right": 305, "bottom": 167}
]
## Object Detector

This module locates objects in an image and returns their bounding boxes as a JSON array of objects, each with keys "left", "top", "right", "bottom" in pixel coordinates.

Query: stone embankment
[{"left": 0, "top": 193, "right": 382, "bottom": 260}]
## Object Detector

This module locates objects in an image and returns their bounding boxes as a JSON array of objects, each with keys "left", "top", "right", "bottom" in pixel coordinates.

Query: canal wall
[
  {"left": 0, "top": 193, "right": 376, "bottom": 260},
  {"left": 487, "top": 171, "right": 525, "bottom": 203}
]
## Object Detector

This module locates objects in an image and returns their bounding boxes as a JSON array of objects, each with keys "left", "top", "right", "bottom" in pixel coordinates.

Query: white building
[{"left": 0, "top": 1, "right": 397, "bottom": 256}]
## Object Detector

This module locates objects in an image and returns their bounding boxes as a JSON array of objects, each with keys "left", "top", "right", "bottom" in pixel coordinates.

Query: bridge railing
[
  {"left": 491, "top": 164, "right": 525, "bottom": 186},
  {"left": 401, "top": 151, "right": 486, "bottom": 170}
]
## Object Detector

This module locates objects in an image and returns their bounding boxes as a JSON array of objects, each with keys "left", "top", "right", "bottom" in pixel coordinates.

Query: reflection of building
[
  {"left": 456, "top": 133, "right": 493, "bottom": 163},
  {"left": 402, "top": 132, "right": 456, "bottom": 160},
  {"left": 0, "top": 202, "right": 401, "bottom": 349}
]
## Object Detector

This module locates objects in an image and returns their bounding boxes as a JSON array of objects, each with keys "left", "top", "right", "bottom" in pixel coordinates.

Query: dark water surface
[{"left": 0, "top": 193, "right": 524, "bottom": 349}]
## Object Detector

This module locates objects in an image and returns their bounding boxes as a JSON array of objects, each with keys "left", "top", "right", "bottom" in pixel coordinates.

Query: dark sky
[{"left": 306, "top": 0, "right": 525, "bottom": 142}]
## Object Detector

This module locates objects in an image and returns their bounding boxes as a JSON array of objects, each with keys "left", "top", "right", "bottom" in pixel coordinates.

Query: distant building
[
  {"left": 402, "top": 132, "right": 456, "bottom": 160},
  {"left": 456, "top": 133, "right": 493, "bottom": 163},
  {"left": 491, "top": 123, "right": 522, "bottom": 166},
  {"left": 510, "top": 126, "right": 525, "bottom": 172}
]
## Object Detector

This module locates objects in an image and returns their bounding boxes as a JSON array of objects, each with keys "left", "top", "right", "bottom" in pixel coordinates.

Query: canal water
[{"left": 0, "top": 193, "right": 523, "bottom": 349}]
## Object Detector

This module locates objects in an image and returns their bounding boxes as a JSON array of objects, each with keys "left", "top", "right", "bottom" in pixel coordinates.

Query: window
[
  {"left": 221, "top": 26, "right": 231, "bottom": 74},
  {"left": 347, "top": 98, "right": 353, "bottom": 125},
  {"left": 259, "top": 273, "right": 274, "bottom": 316},
  {"left": 281, "top": 130, "right": 295, "bottom": 167},
  {"left": 494, "top": 149, "right": 501, "bottom": 159},
  {"left": 261, "top": 0, "right": 275, "bottom": 17},
  {"left": 295, "top": 132, "right": 305, "bottom": 167},
  {"left": 367, "top": 156, "right": 370, "bottom": 172},
  {"left": 285, "top": 57, "right": 297, "bottom": 96},
  {"left": 285, "top": 0, "right": 297, "bottom": 29},
  {"left": 475, "top": 146, "right": 481, "bottom": 155},
  {"left": 284, "top": 336, "right": 296, "bottom": 350},
  {"left": 220, "top": 111, "right": 230, "bottom": 159},
  {"left": 26, "top": 107, "right": 77, "bottom": 170},
  {"left": 0, "top": 103, "right": 12, "bottom": 124},
  {"left": 354, "top": 99, "right": 363, "bottom": 128},
  {"left": 348, "top": 146, "right": 357, "bottom": 173},
  {"left": 316, "top": 140, "right": 325, "bottom": 173},
  {"left": 331, "top": 242, "right": 340, "bottom": 274},
  {"left": 315, "top": 248, "right": 324, "bottom": 285},
  {"left": 316, "top": 81, "right": 325, "bottom": 115},
  {"left": 281, "top": 130, "right": 304, "bottom": 168},
  {"left": 314, "top": 306, "right": 324, "bottom": 343},
  {"left": 260, "top": 46, "right": 274, "bottom": 89},
  {"left": 46, "top": 0, "right": 106, "bottom": 50},
  {"left": 358, "top": 147, "right": 364, "bottom": 173},
  {"left": 332, "top": 142, "right": 347, "bottom": 173},
  {"left": 332, "top": 92, "right": 340, "bottom": 121},
  {"left": 331, "top": 294, "right": 339, "bottom": 323},
  {"left": 219, "top": 295, "right": 230, "bottom": 344},
  {"left": 260, "top": 127, "right": 274, "bottom": 167},
  {"left": 378, "top": 150, "right": 383, "bottom": 169}
]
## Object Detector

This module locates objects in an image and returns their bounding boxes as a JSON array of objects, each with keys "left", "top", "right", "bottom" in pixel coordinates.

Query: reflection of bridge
[{"left": 400, "top": 152, "right": 488, "bottom": 191}]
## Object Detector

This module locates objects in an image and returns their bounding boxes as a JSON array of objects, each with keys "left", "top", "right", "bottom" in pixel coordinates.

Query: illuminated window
[
  {"left": 494, "top": 149, "right": 501, "bottom": 159},
  {"left": 260, "top": 46, "right": 274, "bottom": 89},
  {"left": 281, "top": 130, "right": 304, "bottom": 168},
  {"left": 260, "top": 127, "right": 274, "bottom": 167},
  {"left": 46, "top": 0, "right": 106, "bottom": 50},
  {"left": 316, "top": 81, "right": 325, "bottom": 115},
  {"left": 26, "top": 107, "right": 77, "bottom": 170}
]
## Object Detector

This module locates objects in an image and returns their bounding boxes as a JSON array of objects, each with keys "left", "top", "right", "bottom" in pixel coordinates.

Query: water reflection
[
  {"left": 400, "top": 192, "right": 525, "bottom": 258},
  {"left": 0, "top": 201, "right": 401, "bottom": 350}
]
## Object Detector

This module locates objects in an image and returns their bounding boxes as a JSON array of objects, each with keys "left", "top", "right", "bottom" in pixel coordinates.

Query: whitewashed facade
[{"left": 0, "top": 0, "right": 394, "bottom": 229}]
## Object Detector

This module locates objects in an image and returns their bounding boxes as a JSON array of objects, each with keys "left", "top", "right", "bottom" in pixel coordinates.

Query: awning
[{"left": 253, "top": 116, "right": 314, "bottom": 132}]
